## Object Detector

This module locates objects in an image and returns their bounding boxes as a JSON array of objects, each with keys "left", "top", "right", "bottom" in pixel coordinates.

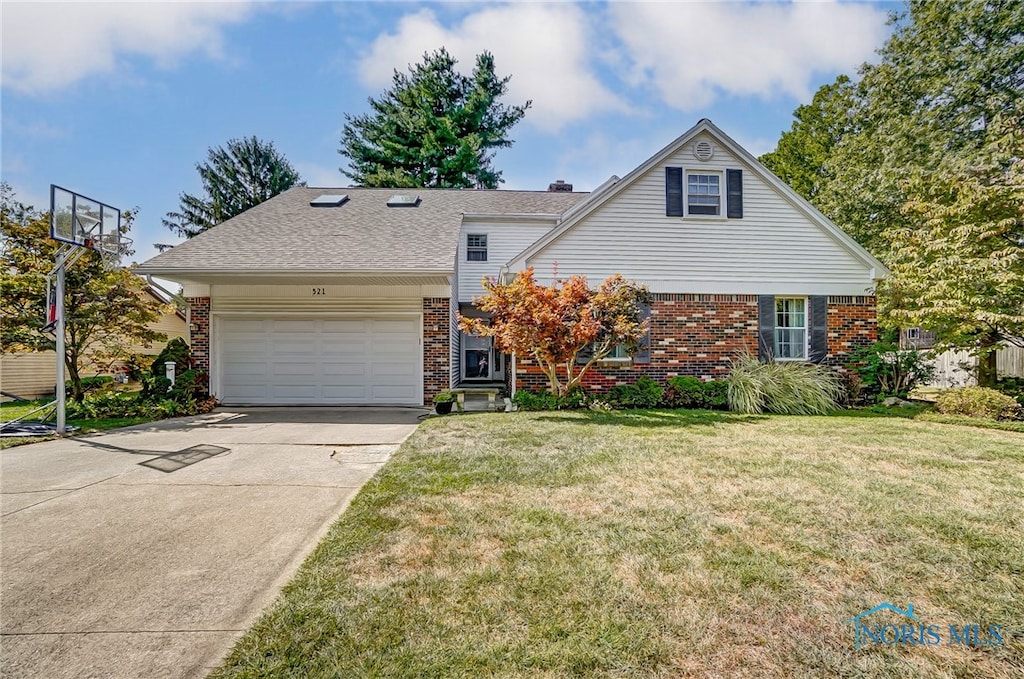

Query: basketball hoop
[
  {"left": 46, "top": 185, "right": 127, "bottom": 434},
  {"left": 93, "top": 232, "right": 132, "bottom": 270}
]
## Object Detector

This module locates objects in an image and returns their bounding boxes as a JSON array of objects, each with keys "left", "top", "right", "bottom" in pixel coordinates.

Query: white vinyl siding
[
  {"left": 525, "top": 134, "right": 876, "bottom": 295},
  {"left": 775, "top": 298, "right": 807, "bottom": 360},
  {"left": 216, "top": 316, "right": 421, "bottom": 405},
  {"left": 458, "top": 221, "right": 555, "bottom": 301}
]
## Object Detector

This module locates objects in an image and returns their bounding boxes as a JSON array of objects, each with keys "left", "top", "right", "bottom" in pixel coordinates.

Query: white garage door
[{"left": 217, "top": 317, "right": 421, "bottom": 405}]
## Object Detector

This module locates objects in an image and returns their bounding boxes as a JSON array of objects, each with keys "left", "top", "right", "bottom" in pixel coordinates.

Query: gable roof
[
  {"left": 136, "top": 187, "right": 587, "bottom": 277},
  {"left": 507, "top": 119, "right": 889, "bottom": 279}
]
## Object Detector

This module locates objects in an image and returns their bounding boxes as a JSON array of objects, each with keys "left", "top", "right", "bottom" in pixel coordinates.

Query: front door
[{"left": 462, "top": 333, "right": 502, "bottom": 381}]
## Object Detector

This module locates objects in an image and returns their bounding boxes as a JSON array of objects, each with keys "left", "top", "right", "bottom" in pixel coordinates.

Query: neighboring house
[
  {"left": 136, "top": 119, "right": 887, "bottom": 406},
  {"left": 0, "top": 287, "right": 186, "bottom": 401}
]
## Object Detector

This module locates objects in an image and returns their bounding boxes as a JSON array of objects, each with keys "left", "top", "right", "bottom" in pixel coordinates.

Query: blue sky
[{"left": 2, "top": 1, "right": 900, "bottom": 264}]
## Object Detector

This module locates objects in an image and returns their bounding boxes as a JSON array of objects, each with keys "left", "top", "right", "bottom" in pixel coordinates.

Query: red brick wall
[
  {"left": 186, "top": 297, "right": 210, "bottom": 374},
  {"left": 516, "top": 293, "right": 877, "bottom": 393},
  {"left": 423, "top": 298, "right": 450, "bottom": 404},
  {"left": 826, "top": 296, "right": 877, "bottom": 367}
]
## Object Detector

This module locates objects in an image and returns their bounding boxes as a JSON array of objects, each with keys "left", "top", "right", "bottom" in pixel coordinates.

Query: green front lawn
[
  {"left": 213, "top": 411, "right": 1023, "bottom": 678},
  {"left": 0, "top": 399, "right": 149, "bottom": 449}
]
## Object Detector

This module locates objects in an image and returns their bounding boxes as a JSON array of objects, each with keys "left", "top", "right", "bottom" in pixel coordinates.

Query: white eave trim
[
  {"left": 461, "top": 213, "right": 562, "bottom": 224},
  {"left": 133, "top": 267, "right": 454, "bottom": 277}
]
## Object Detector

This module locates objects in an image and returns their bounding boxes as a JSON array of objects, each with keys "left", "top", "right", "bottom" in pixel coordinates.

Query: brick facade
[
  {"left": 423, "top": 298, "right": 451, "bottom": 404},
  {"left": 186, "top": 297, "right": 211, "bottom": 374},
  {"left": 825, "top": 296, "right": 877, "bottom": 367},
  {"left": 516, "top": 293, "right": 877, "bottom": 393}
]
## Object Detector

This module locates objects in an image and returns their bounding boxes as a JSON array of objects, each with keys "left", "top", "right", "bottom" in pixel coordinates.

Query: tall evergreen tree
[
  {"left": 339, "top": 48, "right": 530, "bottom": 189},
  {"left": 164, "top": 136, "right": 301, "bottom": 238}
]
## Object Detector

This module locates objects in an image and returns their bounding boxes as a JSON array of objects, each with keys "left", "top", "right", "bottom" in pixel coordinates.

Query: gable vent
[
  {"left": 386, "top": 194, "right": 421, "bottom": 207},
  {"left": 693, "top": 140, "right": 714, "bottom": 161},
  {"left": 309, "top": 194, "right": 349, "bottom": 207}
]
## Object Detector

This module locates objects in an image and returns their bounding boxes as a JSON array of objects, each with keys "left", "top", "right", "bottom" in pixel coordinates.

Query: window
[
  {"left": 906, "top": 328, "right": 921, "bottom": 340},
  {"left": 466, "top": 234, "right": 487, "bottom": 261},
  {"left": 607, "top": 344, "right": 631, "bottom": 360},
  {"left": 687, "top": 173, "right": 720, "bottom": 216},
  {"left": 774, "top": 298, "right": 807, "bottom": 359}
]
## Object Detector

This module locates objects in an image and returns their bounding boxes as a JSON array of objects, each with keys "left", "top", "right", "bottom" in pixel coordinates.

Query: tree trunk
[
  {"left": 66, "top": 352, "right": 84, "bottom": 402},
  {"left": 977, "top": 348, "right": 998, "bottom": 387}
]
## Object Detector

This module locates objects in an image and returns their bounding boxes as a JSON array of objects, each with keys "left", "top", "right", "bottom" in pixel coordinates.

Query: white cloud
[
  {"left": 1, "top": 1, "right": 255, "bottom": 94},
  {"left": 295, "top": 161, "right": 344, "bottom": 188},
  {"left": 608, "top": 0, "right": 889, "bottom": 110},
  {"left": 356, "top": 5, "right": 629, "bottom": 132}
]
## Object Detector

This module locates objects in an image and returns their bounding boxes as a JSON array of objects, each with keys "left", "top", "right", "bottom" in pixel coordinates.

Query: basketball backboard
[{"left": 50, "top": 185, "right": 121, "bottom": 249}]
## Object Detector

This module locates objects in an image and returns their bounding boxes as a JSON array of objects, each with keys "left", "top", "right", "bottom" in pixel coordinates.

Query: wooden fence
[{"left": 924, "top": 345, "right": 1024, "bottom": 387}]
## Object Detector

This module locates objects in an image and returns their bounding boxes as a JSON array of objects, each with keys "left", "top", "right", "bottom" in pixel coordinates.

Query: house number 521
[{"left": 312, "top": 287, "right": 326, "bottom": 296}]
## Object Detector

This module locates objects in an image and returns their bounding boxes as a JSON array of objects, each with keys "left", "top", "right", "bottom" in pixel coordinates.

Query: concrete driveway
[{"left": 0, "top": 407, "right": 424, "bottom": 679}]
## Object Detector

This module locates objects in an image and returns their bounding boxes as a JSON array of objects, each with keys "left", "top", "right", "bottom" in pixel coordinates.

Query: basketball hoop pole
[
  {"left": 48, "top": 185, "right": 123, "bottom": 435},
  {"left": 55, "top": 260, "right": 67, "bottom": 434}
]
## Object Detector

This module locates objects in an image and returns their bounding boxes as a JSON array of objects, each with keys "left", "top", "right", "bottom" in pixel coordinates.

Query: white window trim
[
  {"left": 774, "top": 297, "right": 808, "bottom": 361},
  {"left": 466, "top": 234, "right": 488, "bottom": 262},
  {"left": 597, "top": 344, "right": 633, "bottom": 365},
  {"left": 684, "top": 169, "right": 726, "bottom": 220}
]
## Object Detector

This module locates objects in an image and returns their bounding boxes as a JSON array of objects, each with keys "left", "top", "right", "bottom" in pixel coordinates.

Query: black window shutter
[
  {"left": 666, "top": 167, "right": 683, "bottom": 216},
  {"left": 758, "top": 295, "right": 775, "bottom": 361},
  {"left": 575, "top": 343, "right": 594, "bottom": 365},
  {"left": 809, "top": 296, "right": 828, "bottom": 364},
  {"left": 726, "top": 169, "right": 743, "bottom": 218},
  {"left": 633, "top": 302, "right": 652, "bottom": 364}
]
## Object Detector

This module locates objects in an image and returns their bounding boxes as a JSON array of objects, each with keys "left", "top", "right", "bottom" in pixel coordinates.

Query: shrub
[
  {"left": 66, "top": 390, "right": 218, "bottom": 420},
  {"left": 512, "top": 389, "right": 560, "bottom": 411},
  {"left": 141, "top": 375, "right": 173, "bottom": 400},
  {"left": 143, "top": 338, "right": 193, "bottom": 400},
  {"left": 605, "top": 375, "right": 664, "bottom": 409},
  {"left": 935, "top": 387, "right": 1023, "bottom": 421},
  {"left": 727, "top": 356, "right": 844, "bottom": 415},
  {"left": 852, "top": 341, "right": 935, "bottom": 398},
  {"left": 511, "top": 387, "right": 588, "bottom": 411},
  {"left": 150, "top": 338, "right": 191, "bottom": 377},
  {"left": 662, "top": 376, "right": 728, "bottom": 410},
  {"left": 124, "top": 353, "right": 153, "bottom": 381},
  {"left": 995, "top": 377, "right": 1024, "bottom": 408},
  {"left": 66, "top": 375, "right": 114, "bottom": 395},
  {"left": 169, "top": 369, "right": 209, "bottom": 401}
]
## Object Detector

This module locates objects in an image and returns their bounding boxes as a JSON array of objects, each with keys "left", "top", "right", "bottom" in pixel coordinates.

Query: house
[
  {"left": 136, "top": 119, "right": 886, "bottom": 406},
  {"left": 0, "top": 287, "right": 187, "bottom": 401}
]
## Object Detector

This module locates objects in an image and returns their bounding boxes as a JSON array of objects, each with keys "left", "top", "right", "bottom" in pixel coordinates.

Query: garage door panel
[
  {"left": 271, "top": 319, "right": 318, "bottom": 332},
  {"left": 218, "top": 316, "right": 421, "bottom": 405},
  {"left": 321, "top": 362, "right": 368, "bottom": 377},
  {"left": 372, "top": 362, "right": 419, "bottom": 377}
]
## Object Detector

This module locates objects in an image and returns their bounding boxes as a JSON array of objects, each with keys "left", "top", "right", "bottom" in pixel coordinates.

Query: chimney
[{"left": 548, "top": 179, "right": 572, "bottom": 192}]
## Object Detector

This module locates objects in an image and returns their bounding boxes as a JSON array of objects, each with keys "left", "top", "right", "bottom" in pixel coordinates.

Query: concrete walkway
[{"left": 0, "top": 407, "right": 424, "bottom": 679}]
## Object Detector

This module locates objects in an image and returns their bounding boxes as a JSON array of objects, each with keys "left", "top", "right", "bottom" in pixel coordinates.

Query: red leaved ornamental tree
[{"left": 460, "top": 267, "right": 650, "bottom": 396}]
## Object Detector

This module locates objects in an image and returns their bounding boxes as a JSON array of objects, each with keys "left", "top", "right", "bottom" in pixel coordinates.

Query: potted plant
[{"left": 433, "top": 390, "right": 456, "bottom": 414}]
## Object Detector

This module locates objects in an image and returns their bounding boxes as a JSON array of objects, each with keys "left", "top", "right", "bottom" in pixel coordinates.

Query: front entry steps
[{"left": 452, "top": 384, "right": 507, "bottom": 412}]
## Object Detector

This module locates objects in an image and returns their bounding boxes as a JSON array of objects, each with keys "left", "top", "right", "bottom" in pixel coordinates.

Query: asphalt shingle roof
[{"left": 138, "top": 187, "right": 589, "bottom": 273}]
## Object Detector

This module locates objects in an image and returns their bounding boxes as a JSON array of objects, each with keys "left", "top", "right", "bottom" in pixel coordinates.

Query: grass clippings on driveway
[{"left": 212, "top": 410, "right": 1023, "bottom": 678}]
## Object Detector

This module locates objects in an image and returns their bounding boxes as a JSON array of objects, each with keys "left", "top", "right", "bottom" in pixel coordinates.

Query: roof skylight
[
  {"left": 309, "top": 194, "right": 349, "bottom": 207},
  {"left": 386, "top": 194, "right": 421, "bottom": 207}
]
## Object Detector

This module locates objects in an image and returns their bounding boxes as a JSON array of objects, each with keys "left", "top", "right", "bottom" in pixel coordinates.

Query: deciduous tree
[
  {"left": 460, "top": 268, "right": 649, "bottom": 396},
  {"left": 164, "top": 136, "right": 301, "bottom": 238},
  {"left": 1, "top": 185, "right": 168, "bottom": 401},
  {"left": 761, "top": 0, "right": 1024, "bottom": 381},
  {"left": 339, "top": 48, "right": 530, "bottom": 189}
]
